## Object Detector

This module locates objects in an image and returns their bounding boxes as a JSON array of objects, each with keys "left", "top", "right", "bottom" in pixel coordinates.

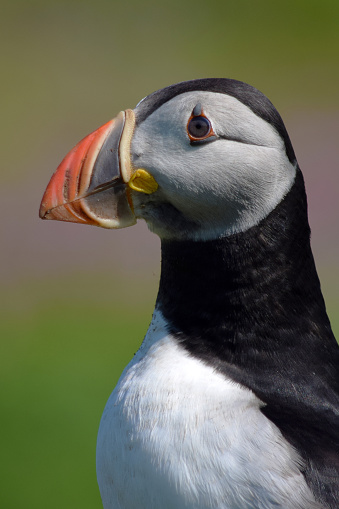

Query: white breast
[{"left": 96, "top": 311, "right": 320, "bottom": 509}]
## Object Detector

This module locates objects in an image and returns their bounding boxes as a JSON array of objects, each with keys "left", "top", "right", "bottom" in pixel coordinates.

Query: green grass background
[
  {"left": 2, "top": 276, "right": 155, "bottom": 508},
  {"left": 1, "top": 1, "right": 339, "bottom": 507}
]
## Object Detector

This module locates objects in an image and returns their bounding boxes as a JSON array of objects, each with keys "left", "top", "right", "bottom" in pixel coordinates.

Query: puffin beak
[{"left": 39, "top": 109, "right": 158, "bottom": 229}]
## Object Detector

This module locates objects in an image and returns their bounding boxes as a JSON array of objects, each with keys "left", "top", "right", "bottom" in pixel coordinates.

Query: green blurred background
[{"left": 1, "top": 0, "right": 338, "bottom": 507}]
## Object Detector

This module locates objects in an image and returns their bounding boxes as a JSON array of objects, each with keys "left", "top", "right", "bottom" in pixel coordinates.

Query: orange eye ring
[{"left": 187, "top": 104, "right": 216, "bottom": 143}]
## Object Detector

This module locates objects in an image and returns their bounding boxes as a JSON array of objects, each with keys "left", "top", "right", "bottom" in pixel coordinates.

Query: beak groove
[{"left": 39, "top": 112, "right": 136, "bottom": 228}]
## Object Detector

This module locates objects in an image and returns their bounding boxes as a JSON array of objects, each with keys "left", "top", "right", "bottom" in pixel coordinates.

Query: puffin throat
[
  {"left": 155, "top": 168, "right": 339, "bottom": 509},
  {"left": 156, "top": 169, "right": 333, "bottom": 365}
]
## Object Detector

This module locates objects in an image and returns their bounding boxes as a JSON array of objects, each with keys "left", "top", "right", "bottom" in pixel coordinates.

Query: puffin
[{"left": 39, "top": 78, "right": 339, "bottom": 509}]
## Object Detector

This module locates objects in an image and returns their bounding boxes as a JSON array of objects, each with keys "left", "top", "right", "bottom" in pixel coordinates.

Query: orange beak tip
[{"left": 40, "top": 110, "right": 137, "bottom": 229}]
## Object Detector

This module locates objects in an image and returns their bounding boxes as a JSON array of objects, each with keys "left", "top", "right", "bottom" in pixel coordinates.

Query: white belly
[{"left": 96, "top": 312, "right": 320, "bottom": 509}]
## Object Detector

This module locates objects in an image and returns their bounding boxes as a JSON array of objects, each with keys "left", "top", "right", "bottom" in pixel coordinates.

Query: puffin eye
[
  {"left": 188, "top": 116, "right": 211, "bottom": 138},
  {"left": 187, "top": 105, "right": 216, "bottom": 144}
]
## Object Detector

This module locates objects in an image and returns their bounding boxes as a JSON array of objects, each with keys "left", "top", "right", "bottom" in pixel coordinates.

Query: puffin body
[{"left": 40, "top": 79, "right": 339, "bottom": 508}]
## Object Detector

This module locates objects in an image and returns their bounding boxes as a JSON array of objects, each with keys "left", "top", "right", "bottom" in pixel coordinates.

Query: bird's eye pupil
[{"left": 188, "top": 116, "right": 211, "bottom": 138}]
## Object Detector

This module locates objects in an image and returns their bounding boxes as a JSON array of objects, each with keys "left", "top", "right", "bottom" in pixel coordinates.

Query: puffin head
[{"left": 39, "top": 79, "right": 297, "bottom": 241}]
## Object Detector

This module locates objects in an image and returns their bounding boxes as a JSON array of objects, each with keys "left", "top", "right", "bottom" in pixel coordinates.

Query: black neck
[
  {"left": 156, "top": 169, "right": 337, "bottom": 401},
  {"left": 156, "top": 168, "right": 339, "bottom": 508}
]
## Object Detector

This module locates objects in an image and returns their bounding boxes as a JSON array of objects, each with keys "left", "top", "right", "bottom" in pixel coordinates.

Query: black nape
[{"left": 156, "top": 168, "right": 339, "bottom": 508}]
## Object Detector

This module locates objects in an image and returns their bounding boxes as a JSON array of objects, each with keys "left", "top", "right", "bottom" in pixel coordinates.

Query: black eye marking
[
  {"left": 187, "top": 104, "right": 217, "bottom": 145},
  {"left": 192, "top": 102, "right": 202, "bottom": 116}
]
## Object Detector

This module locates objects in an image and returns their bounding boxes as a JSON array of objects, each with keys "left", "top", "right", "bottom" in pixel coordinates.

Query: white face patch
[{"left": 131, "top": 91, "right": 296, "bottom": 240}]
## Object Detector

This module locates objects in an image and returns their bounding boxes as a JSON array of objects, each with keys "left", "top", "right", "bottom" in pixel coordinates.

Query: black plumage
[
  {"left": 136, "top": 78, "right": 296, "bottom": 164},
  {"left": 156, "top": 169, "right": 339, "bottom": 508},
  {"left": 40, "top": 77, "right": 339, "bottom": 508}
]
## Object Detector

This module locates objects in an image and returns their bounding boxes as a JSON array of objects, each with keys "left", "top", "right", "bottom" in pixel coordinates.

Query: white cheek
[
  {"left": 132, "top": 92, "right": 297, "bottom": 240},
  {"left": 137, "top": 135, "right": 294, "bottom": 218}
]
